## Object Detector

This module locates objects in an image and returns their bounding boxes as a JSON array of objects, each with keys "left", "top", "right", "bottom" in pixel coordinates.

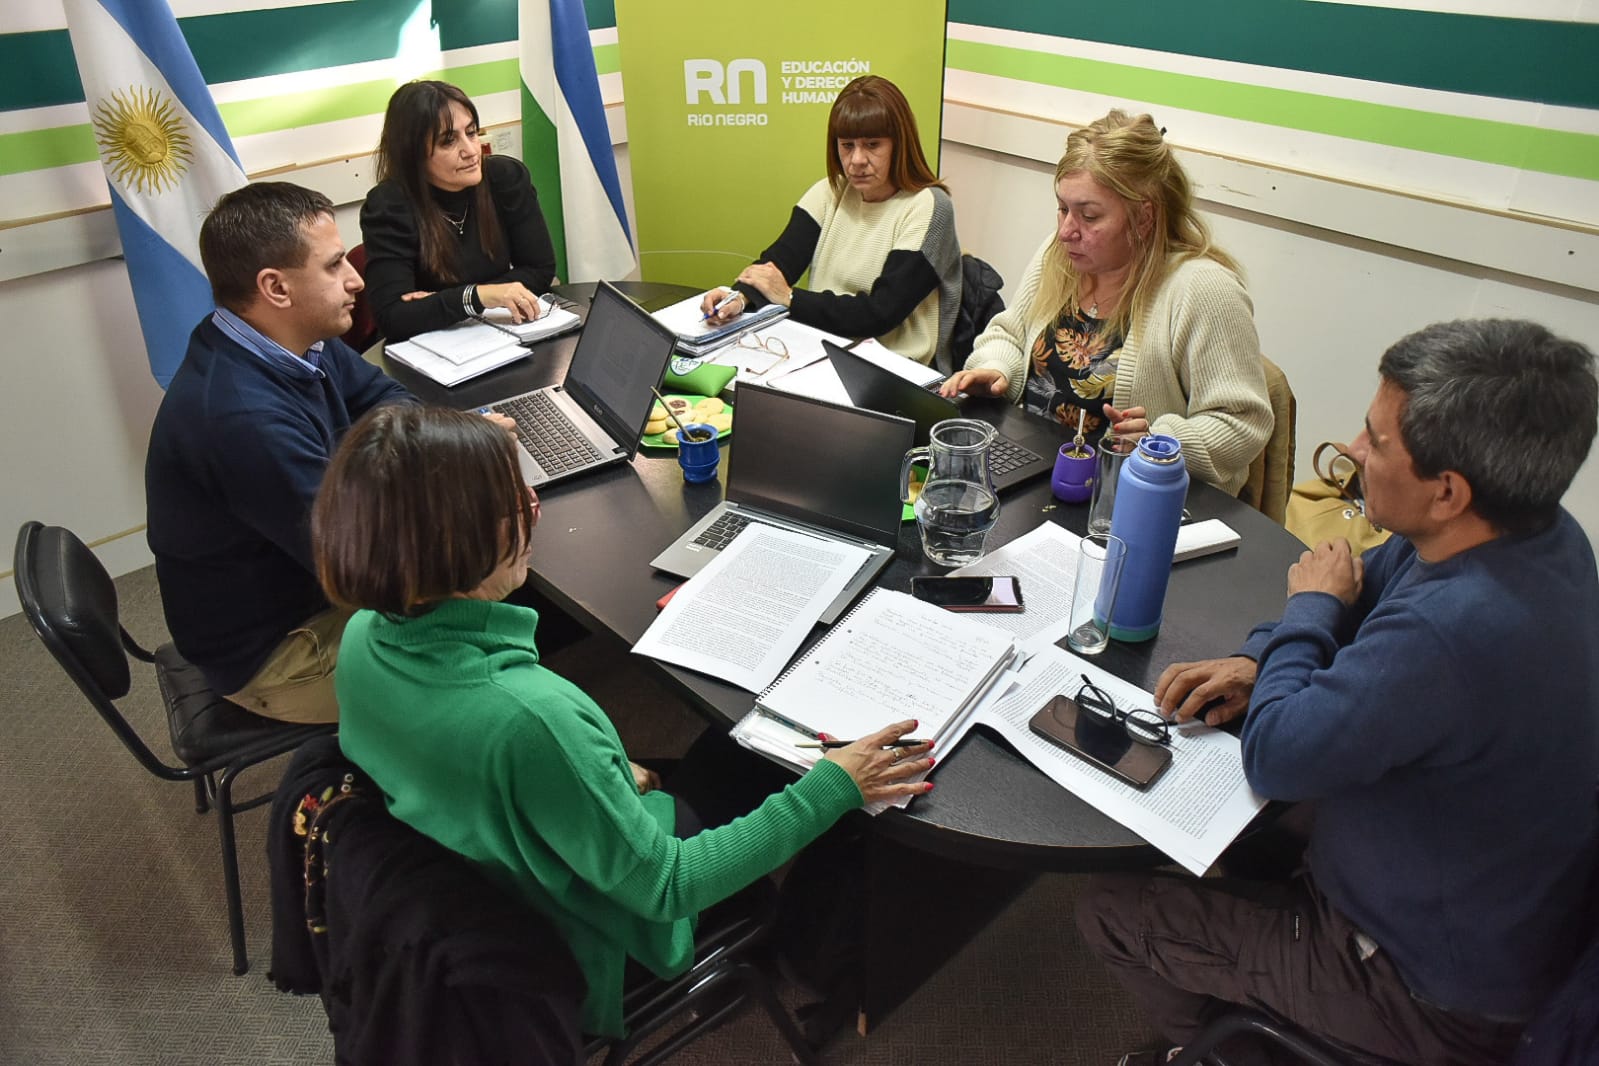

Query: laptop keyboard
[
  {"left": 990, "top": 435, "right": 1043, "bottom": 476},
  {"left": 692, "top": 510, "right": 754, "bottom": 551},
  {"left": 492, "top": 392, "right": 605, "bottom": 476}
]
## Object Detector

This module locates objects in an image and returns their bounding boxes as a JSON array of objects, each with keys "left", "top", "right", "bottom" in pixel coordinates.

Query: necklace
[{"left": 441, "top": 204, "right": 468, "bottom": 236}]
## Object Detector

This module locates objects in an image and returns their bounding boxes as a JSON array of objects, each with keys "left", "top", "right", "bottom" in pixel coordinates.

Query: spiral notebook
[{"left": 730, "top": 589, "right": 1019, "bottom": 773}]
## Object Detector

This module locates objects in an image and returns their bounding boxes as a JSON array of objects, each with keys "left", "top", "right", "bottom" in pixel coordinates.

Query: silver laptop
[
  {"left": 491, "top": 281, "right": 678, "bottom": 488},
  {"left": 650, "top": 382, "right": 914, "bottom": 624}
]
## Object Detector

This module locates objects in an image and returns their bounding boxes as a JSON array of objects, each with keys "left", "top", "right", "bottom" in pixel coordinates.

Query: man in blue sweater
[
  {"left": 1078, "top": 319, "right": 1599, "bottom": 1066},
  {"left": 145, "top": 182, "right": 412, "bottom": 723}
]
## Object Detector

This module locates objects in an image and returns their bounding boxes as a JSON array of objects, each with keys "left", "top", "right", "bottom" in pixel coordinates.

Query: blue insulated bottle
[{"left": 1105, "top": 435, "right": 1188, "bottom": 642}]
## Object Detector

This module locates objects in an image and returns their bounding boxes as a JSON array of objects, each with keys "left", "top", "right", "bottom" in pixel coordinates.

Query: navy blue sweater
[
  {"left": 1238, "top": 511, "right": 1599, "bottom": 1017},
  {"left": 145, "top": 317, "right": 411, "bottom": 695}
]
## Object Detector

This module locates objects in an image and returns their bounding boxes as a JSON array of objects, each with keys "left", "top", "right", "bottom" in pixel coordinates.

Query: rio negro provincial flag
[
  {"left": 62, "top": 0, "right": 247, "bottom": 388},
  {"left": 520, "top": 0, "right": 635, "bottom": 284}
]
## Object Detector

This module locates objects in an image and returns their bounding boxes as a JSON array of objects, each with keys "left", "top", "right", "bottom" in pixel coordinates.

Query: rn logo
[{"left": 683, "top": 59, "right": 768, "bottom": 105}]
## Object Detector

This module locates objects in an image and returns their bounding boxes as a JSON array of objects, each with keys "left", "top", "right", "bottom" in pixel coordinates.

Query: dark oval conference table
[{"left": 378, "top": 280, "right": 1307, "bottom": 1030}]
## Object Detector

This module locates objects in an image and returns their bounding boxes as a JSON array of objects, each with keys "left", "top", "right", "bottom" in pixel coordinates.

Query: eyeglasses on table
[
  {"left": 1075, "top": 674, "right": 1171, "bottom": 746},
  {"left": 736, "top": 331, "right": 789, "bottom": 376}
]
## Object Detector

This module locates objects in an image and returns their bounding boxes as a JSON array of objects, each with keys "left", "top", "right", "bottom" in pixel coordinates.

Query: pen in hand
[
  {"left": 795, "top": 739, "right": 930, "bottom": 750},
  {"left": 701, "top": 288, "right": 742, "bottom": 321}
]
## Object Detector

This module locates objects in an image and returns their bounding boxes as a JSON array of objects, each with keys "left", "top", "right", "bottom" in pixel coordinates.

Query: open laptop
[
  {"left": 826, "top": 341, "right": 1057, "bottom": 493},
  {"left": 490, "top": 281, "right": 678, "bottom": 488},
  {"left": 650, "top": 382, "right": 914, "bottom": 624}
]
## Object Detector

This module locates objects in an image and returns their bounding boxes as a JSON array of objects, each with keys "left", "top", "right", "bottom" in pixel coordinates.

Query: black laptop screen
[
  {"left": 727, "top": 383, "right": 913, "bottom": 548},
  {"left": 564, "top": 283, "right": 678, "bottom": 453}
]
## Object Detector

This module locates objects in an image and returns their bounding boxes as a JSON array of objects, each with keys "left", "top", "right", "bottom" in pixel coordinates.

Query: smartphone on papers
[
  {"left": 1028, "top": 694, "right": 1172, "bottom": 789},
  {"left": 908, "top": 575, "right": 1024, "bottom": 612}
]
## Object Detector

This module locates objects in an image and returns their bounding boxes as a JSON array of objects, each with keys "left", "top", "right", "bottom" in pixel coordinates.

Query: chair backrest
[
  {"left": 13, "top": 521, "right": 173, "bottom": 776},
  {"left": 947, "top": 253, "right": 1006, "bottom": 374},
  {"left": 341, "top": 243, "right": 379, "bottom": 352},
  {"left": 270, "top": 737, "right": 587, "bottom": 1065},
  {"left": 1238, "top": 355, "right": 1297, "bottom": 524}
]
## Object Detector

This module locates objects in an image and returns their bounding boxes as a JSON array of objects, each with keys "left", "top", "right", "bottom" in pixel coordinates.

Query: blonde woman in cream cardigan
[{"left": 941, "top": 111, "right": 1271, "bottom": 494}]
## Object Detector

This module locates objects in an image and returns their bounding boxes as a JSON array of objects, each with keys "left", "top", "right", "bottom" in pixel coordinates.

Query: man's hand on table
[
  {"left": 1288, "top": 538, "right": 1363, "bottom": 605},
  {"left": 1155, "top": 657, "right": 1258, "bottom": 727}
]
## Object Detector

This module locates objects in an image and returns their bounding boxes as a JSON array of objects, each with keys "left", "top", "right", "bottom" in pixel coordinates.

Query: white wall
[{"left": 2, "top": 119, "right": 1596, "bottom": 620}]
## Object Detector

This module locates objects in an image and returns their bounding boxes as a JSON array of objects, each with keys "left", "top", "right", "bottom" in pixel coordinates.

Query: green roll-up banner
[{"left": 616, "top": 0, "right": 948, "bottom": 288}]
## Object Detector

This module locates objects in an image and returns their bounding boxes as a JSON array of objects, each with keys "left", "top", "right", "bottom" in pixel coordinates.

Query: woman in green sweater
[{"left": 310, "top": 404, "right": 930, "bottom": 1036}]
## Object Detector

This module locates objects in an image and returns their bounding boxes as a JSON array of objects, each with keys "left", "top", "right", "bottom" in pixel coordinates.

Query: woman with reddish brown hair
[
  {"left": 701, "top": 74, "right": 961, "bottom": 366},
  {"left": 360, "top": 80, "right": 557, "bottom": 343}
]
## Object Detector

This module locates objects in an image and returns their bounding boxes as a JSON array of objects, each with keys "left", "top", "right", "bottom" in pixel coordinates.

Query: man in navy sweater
[
  {"left": 1078, "top": 319, "right": 1599, "bottom": 1066},
  {"left": 145, "top": 182, "right": 412, "bottom": 723}
]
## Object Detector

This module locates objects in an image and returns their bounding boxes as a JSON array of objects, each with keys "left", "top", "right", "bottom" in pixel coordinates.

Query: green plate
[{"left": 640, "top": 394, "right": 734, "bottom": 449}]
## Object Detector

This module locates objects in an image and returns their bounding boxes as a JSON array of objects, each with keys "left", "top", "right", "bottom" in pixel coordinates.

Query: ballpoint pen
[
  {"left": 470, "top": 312, "right": 524, "bottom": 340},
  {"left": 700, "top": 288, "right": 742, "bottom": 321},
  {"left": 794, "top": 739, "right": 931, "bottom": 750}
]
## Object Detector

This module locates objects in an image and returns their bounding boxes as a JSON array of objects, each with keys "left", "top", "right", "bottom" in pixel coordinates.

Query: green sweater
[{"left": 335, "top": 599, "right": 862, "bottom": 1035}]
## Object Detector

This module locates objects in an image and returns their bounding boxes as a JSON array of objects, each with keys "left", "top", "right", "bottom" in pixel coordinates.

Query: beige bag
[{"left": 1285, "top": 442, "right": 1392, "bottom": 553}]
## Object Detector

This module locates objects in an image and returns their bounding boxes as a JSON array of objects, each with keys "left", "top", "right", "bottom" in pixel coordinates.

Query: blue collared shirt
[{"left": 211, "top": 307, "right": 326, "bottom": 381}]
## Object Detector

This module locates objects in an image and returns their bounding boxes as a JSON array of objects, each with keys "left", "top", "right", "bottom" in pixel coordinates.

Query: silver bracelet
[{"left": 462, "top": 284, "right": 477, "bottom": 316}]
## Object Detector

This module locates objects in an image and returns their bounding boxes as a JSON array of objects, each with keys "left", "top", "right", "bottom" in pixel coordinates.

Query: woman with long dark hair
[{"left": 360, "top": 80, "right": 557, "bottom": 342}]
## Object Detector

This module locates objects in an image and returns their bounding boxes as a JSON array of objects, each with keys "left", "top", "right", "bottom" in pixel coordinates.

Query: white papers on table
[
  {"left": 729, "top": 589, "right": 1020, "bottom": 813},
  {"left": 963, "top": 644, "right": 1266, "bottom": 875},
  {"left": 709, "top": 319, "right": 846, "bottom": 388},
  {"left": 766, "top": 357, "right": 853, "bottom": 405},
  {"left": 945, "top": 519, "right": 1245, "bottom": 652},
  {"left": 631, "top": 524, "right": 870, "bottom": 693},
  {"left": 384, "top": 302, "right": 581, "bottom": 387},
  {"left": 846, "top": 338, "right": 943, "bottom": 388},
  {"left": 949, "top": 522, "right": 1086, "bottom": 652},
  {"left": 650, "top": 293, "right": 787, "bottom": 356},
  {"left": 763, "top": 335, "right": 941, "bottom": 404}
]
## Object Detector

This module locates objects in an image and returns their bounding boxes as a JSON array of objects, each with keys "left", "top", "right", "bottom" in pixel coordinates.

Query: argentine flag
[
  {"left": 520, "top": 0, "right": 636, "bottom": 284},
  {"left": 62, "top": 0, "right": 247, "bottom": 388}
]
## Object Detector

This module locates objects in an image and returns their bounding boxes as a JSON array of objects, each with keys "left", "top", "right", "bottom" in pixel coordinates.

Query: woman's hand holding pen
[
  {"left": 478, "top": 281, "right": 545, "bottom": 322},
  {"left": 700, "top": 287, "right": 745, "bottom": 325},
  {"left": 821, "top": 719, "right": 936, "bottom": 804}
]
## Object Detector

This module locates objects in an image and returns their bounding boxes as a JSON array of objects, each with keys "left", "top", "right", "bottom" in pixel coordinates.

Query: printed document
[
  {"left": 956, "top": 644, "right": 1266, "bottom": 875},
  {"left": 632, "top": 524, "right": 869, "bottom": 693}
]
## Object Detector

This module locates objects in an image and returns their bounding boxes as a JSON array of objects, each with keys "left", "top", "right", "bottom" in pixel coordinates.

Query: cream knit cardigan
[{"left": 964, "top": 237, "right": 1273, "bottom": 494}]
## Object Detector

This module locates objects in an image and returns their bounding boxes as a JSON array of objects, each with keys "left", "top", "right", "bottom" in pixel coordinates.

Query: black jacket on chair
[{"left": 268, "top": 736, "right": 586, "bottom": 1066}]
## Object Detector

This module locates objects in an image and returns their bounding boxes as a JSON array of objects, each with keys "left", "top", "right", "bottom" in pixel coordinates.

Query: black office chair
[
  {"left": 270, "top": 736, "right": 816, "bottom": 1066},
  {"left": 588, "top": 905, "right": 817, "bottom": 1066},
  {"left": 1167, "top": 1009, "right": 1352, "bottom": 1066},
  {"left": 13, "top": 521, "right": 334, "bottom": 976}
]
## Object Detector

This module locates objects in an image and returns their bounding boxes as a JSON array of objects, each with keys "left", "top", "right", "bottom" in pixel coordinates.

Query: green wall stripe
[
  {"left": 948, "top": 39, "right": 1599, "bottom": 183},
  {"left": 947, "top": 0, "right": 1599, "bottom": 110},
  {"left": 594, "top": 43, "right": 620, "bottom": 77},
  {"left": 0, "top": 59, "right": 521, "bottom": 179},
  {"left": 5, "top": 0, "right": 1591, "bottom": 111},
  {"left": 0, "top": 0, "right": 513, "bottom": 112},
  {"left": 0, "top": 124, "right": 97, "bottom": 175}
]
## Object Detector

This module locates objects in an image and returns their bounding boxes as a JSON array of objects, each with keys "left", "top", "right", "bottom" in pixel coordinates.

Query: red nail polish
[
  {"left": 926, "top": 756, "right": 936, "bottom": 768},
  {"left": 924, "top": 782, "right": 935, "bottom": 792},
  {"left": 817, "top": 733, "right": 832, "bottom": 742}
]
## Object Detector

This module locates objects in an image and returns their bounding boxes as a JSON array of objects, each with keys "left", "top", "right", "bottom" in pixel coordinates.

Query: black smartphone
[
  {"left": 1028, "top": 694, "right": 1173, "bottom": 789},
  {"left": 908, "top": 575, "right": 1024, "bottom": 612}
]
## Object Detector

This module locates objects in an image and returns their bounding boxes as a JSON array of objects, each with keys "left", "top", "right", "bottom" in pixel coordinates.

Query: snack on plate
[
  {"left": 644, "top": 417, "right": 670, "bottom": 436},
  {"left": 692, "top": 397, "right": 726, "bottom": 416},
  {"left": 706, "top": 412, "right": 733, "bottom": 432}
]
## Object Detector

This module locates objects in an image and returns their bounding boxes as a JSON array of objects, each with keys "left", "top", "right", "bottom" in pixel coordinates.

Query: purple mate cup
[{"left": 1051, "top": 442, "right": 1096, "bottom": 503}]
